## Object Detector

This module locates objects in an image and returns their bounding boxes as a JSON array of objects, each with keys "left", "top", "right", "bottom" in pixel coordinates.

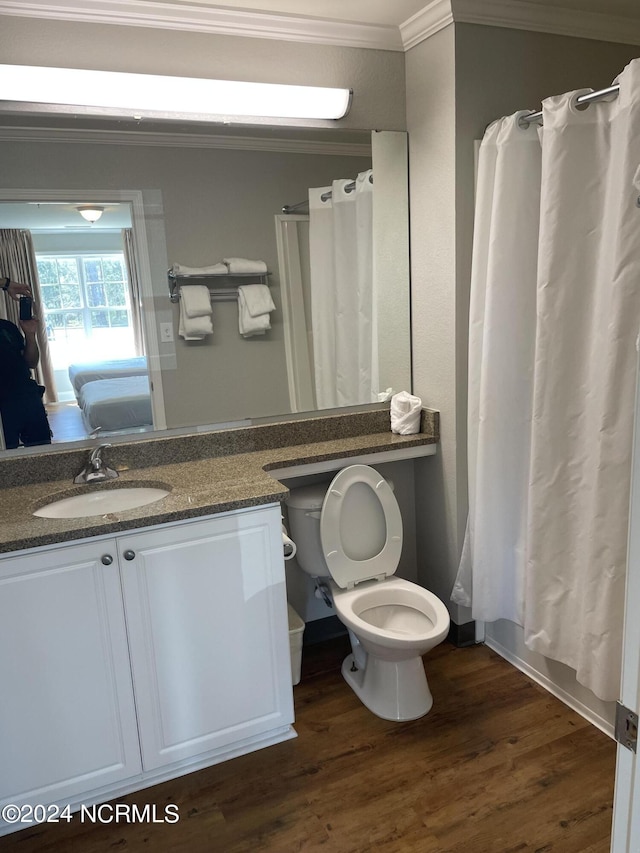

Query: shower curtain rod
[
  {"left": 519, "top": 83, "right": 620, "bottom": 125},
  {"left": 282, "top": 172, "right": 373, "bottom": 214}
]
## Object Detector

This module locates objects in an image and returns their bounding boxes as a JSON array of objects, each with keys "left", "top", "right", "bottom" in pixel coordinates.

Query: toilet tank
[
  {"left": 285, "top": 483, "right": 331, "bottom": 578},
  {"left": 285, "top": 474, "right": 395, "bottom": 579}
]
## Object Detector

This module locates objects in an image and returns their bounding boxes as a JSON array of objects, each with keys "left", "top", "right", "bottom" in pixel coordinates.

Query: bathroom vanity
[
  {"left": 0, "top": 409, "right": 438, "bottom": 836},
  {"left": 0, "top": 506, "right": 292, "bottom": 830}
]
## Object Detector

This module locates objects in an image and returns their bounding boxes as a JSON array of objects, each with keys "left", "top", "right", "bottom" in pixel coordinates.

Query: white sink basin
[{"left": 34, "top": 486, "right": 170, "bottom": 519}]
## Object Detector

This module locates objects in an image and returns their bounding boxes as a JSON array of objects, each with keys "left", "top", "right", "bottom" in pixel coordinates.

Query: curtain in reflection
[
  {"left": 0, "top": 228, "right": 57, "bottom": 403},
  {"left": 121, "top": 228, "right": 144, "bottom": 357},
  {"left": 308, "top": 170, "right": 377, "bottom": 408}
]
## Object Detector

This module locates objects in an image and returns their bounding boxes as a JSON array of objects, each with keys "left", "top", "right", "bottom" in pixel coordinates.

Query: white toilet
[{"left": 286, "top": 464, "right": 450, "bottom": 721}]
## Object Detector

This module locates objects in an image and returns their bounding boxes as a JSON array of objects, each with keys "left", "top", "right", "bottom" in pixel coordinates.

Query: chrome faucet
[{"left": 74, "top": 443, "right": 119, "bottom": 484}]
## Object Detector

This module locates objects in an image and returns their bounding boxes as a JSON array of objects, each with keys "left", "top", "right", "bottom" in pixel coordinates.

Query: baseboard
[
  {"left": 303, "top": 615, "right": 348, "bottom": 646},
  {"left": 448, "top": 620, "right": 477, "bottom": 647},
  {"left": 484, "top": 635, "right": 614, "bottom": 739}
]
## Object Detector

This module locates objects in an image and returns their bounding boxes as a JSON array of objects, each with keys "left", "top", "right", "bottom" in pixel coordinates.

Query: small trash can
[{"left": 287, "top": 604, "right": 305, "bottom": 686}]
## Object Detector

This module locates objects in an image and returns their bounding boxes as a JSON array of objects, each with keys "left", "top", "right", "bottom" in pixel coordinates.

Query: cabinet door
[
  {"left": 119, "top": 506, "right": 294, "bottom": 771},
  {"left": 0, "top": 542, "right": 141, "bottom": 824}
]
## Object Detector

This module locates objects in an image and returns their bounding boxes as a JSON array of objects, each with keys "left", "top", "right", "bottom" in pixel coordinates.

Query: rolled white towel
[
  {"left": 390, "top": 391, "right": 422, "bottom": 435},
  {"left": 179, "top": 285, "right": 212, "bottom": 319},
  {"left": 223, "top": 258, "right": 268, "bottom": 274},
  {"left": 172, "top": 262, "right": 227, "bottom": 276}
]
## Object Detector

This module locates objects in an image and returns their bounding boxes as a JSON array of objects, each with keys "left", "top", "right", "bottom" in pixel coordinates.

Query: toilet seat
[
  {"left": 331, "top": 577, "right": 450, "bottom": 649},
  {"left": 320, "top": 465, "right": 403, "bottom": 589}
]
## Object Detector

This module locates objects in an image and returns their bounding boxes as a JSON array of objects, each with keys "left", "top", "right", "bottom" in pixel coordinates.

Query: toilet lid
[{"left": 320, "top": 465, "right": 403, "bottom": 589}]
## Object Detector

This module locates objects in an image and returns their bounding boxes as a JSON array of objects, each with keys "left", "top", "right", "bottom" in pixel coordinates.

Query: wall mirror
[{"left": 0, "top": 114, "right": 411, "bottom": 456}]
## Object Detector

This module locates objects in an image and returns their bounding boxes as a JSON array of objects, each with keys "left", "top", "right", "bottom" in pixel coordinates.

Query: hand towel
[
  {"left": 178, "top": 286, "right": 213, "bottom": 340},
  {"left": 238, "top": 284, "right": 275, "bottom": 338},
  {"left": 179, "top": 298, "right": 213, "bottom": 340},
  {"left": 179, "top": 285, "right": 212, "bottom": 319},
  {"left": 223, "top": 258, "right": 268, "bottom": 275},
  {"left": 172, "top": 263, "right": 227, "bottom": 276}
]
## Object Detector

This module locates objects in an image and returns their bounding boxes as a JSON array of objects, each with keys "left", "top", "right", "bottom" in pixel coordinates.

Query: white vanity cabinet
[
  {"left": 118, "top": 507, "right": 294, "bottom": 771},
  {"left": 0, "top": 503, "right": 294, "bottom": 835},
  {"left": 0, "top": 541, "right": 142, "bottom": 811}
]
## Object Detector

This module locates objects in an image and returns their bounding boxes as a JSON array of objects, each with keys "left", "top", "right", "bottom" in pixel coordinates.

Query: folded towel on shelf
[
  {"left": 238, "top": 284, "right": 275, "bottom": 338},
  {"left": 179, "top": 300, "right": 213, "bottom": 340},
  {"left": 179, "top": 285, "right": 212, "bottom": 319},
  {"left": 223, "top": 258, "right": 268, "bottom": 275},
  {"left": 172, "top": 262, "right": 227, "bottom": 276},
  {"left": 178, "top": 286, "right": 213, "bottom": 340}
]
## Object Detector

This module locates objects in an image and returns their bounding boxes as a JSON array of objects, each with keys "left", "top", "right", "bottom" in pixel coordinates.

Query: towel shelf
[{"left": 168, "top": 270, "right": 271, "bottom": 303}]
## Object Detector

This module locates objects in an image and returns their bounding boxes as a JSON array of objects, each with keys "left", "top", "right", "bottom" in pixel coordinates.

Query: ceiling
[
  {"left": 1, "top": 0, "right": 640, "bottom": 49},
  {"left": 149, "top": 0, "right": 429, "bottom": 27},
  {"left": 144, "top": 0, "right": 640, "bottom": 28},
  {"left": 0, "top": 202, "right": 132, "bottom": 232}
]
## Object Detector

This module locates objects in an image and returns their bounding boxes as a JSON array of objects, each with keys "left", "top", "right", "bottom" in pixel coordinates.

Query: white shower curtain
[
  {"left": 308, "top": 170, "right": 377, "bottom": 408},
  {"left": 454, "top": 59, "right": 640, "bottom": 701},
  {"left": 453, "top": 113, "right": 542, "bottom": 626}
]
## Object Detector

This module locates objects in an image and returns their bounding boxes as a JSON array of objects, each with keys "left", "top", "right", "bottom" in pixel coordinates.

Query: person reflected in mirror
[
  {"left": 1, "top": 276, "right": 32, "bottom": 302},
  {"left": 0, "top": 310, "right": 52, "bottom": 449}
]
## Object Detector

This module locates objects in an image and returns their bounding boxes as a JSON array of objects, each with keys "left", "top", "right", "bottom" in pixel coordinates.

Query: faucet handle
[
  {"left": 74, "top": 443, "right": 118, "bottom": 483},
  {"left": 90, "top": 442, "right": 112, "bottom": 462}
]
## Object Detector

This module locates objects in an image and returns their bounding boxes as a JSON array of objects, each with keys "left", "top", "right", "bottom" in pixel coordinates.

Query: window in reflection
[{"left": 37, "top": 252, "right": 136, "bottom": 402}]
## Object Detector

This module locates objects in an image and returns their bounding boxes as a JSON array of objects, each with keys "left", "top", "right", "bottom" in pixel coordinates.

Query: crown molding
[
  {"left": 0, "top": 0, "right": 403, "bottom": 50},
  {"left": 2, "top": 0, "right": 639, "bottom": 52},
  {"left": 0, "top": 125, "right": 372, "bottom": 156},
  {"left": 400, "top": 0, "right": 640, "bottom": 50},
  {"left": 400, "top": 0, "right": 453, "bottom": 51}
]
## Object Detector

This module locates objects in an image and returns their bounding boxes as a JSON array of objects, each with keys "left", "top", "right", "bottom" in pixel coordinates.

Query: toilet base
[{"left": 341, "top": 652, "right": 433, "bottom": 722}]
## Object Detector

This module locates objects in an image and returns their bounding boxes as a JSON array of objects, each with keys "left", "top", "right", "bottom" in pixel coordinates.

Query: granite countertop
[{"left": 0, "top": 421, "right": 437, "bottom": 555}]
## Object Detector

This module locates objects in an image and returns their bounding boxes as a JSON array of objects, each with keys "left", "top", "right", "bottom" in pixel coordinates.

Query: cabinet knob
[
  {"left": 101, "top": 554, "right": 113, "bottom": 565},
  {"left": 123, "top": 549, "right": 136, "bottom": 561}
]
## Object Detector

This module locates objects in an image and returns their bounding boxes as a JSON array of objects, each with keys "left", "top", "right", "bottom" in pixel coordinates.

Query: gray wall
[
  {"left": 406, "top": 23, "right": 639, "bottom": 623},
  {"left": 406, "top": 25, "right": 459, "bottom": 616},
  {"left": 3, "top": 138, "right": 371, "bottom": 427},
  {"left": 32, "top": 232, "right": 126, "bottom": 253},
  {"left": 372, "top": 130, "right": 411, "bottom": 396}
]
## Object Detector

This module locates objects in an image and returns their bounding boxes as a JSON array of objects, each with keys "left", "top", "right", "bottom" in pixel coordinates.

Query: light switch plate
[{"left": 160, "top": 322, "right": 174, "bottom": 343}]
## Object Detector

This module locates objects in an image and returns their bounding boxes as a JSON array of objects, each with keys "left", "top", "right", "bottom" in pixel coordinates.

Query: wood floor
[
  {"left": 45, "top": 402, "right": 87, "bottom": 444},
  {"left": 3, "top": 637, "right": 616, "bottom": 853}
]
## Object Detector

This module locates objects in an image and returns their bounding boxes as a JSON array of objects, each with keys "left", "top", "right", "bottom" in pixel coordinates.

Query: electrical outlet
[{"left": 160, "top": 322, "right": 174, "bottom": 343}]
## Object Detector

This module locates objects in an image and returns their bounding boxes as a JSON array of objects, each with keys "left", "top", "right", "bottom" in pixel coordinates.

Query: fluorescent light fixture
[
  {"left": 0, "top": 65, "right": 352, "bottom": 121},
  {"left": 77, "top": 206, "right": 104, "bottom": 223}
]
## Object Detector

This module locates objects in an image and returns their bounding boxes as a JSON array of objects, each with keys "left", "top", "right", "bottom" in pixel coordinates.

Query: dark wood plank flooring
[
  {"left": 2, "top": 637, "right": 616, "bottom": 853},
  {"left": 45, "top": 402, "right": 87, "bottom": 444}
]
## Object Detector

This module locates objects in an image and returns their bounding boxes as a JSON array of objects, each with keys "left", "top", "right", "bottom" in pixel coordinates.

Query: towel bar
[{"left": 168, "top": 270, "right": 271, "bottom": 303}]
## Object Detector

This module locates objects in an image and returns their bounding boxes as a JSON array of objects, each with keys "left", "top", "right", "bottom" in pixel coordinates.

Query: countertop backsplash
[{"left": 0, "top": 406, "right": 439, "bottom": 490}]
